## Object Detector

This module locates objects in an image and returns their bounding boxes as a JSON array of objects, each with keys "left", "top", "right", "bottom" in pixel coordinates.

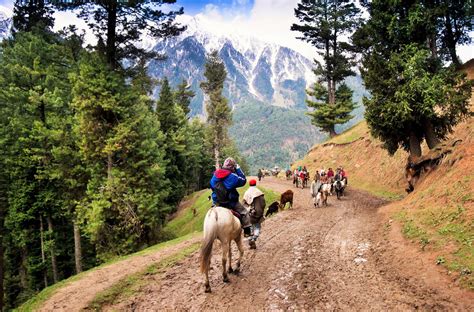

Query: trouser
[
  {"left": 250, "top": 223, "right": 261, "bottom": 241},
  {"left": 233, "top": 201, "right": 251, "bottom": 228}
]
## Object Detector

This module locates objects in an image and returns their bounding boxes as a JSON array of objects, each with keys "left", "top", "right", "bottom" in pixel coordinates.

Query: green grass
[
  {"left": 15, "top": 233, "right": 199, "bottom": 312},
  {"left": 86, "top": 242, "right": 201, "bottom": 311},
  {"left": 395, "top": 205, "right": 474, "bottom": 289},
  {"left": 160, "top": 184, "right": 280, "bottom": 240}
]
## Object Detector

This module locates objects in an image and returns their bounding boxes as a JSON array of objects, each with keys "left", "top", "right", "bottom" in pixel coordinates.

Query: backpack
[{"left": 214, "top": 180, "right": 230, "bottom": 207}]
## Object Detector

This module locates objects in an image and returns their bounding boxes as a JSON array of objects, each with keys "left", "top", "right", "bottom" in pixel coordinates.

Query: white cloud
[{"left": 193, "top": 0, "right": 317, "bottom": 60}]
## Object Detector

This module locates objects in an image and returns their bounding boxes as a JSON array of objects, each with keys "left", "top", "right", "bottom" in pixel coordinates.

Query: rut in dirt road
[{"left": 102, "top": 177, "right": 473, "bottom": 311}]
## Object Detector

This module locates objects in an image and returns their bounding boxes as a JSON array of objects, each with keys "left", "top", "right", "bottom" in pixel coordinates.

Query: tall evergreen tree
[
  {"left": 174, "top": 79, "right": 195, "bottom": 117},
  {"left": 156, "top": 78, "right": 187, "bottom": 205},
  {"left": 200, "top": 51, "right": 232, "bottom": 168},
  {"left": 354, "top": 0, "right": 472, "bottom": 157},
  {"left": 0, "top": 30, "right": 79, "bottom": 306},
  {"left": 291, "top": 0, "right": 360, "bottom": 137},
  {"left": 71, "top": 53, "right": 170, "bottom": 259},
  {"left": 54, "top": 0, "right": 185, "bottom": 70},
  {"left": 13, "top": 0, "right": 54, "bottom": 32}
]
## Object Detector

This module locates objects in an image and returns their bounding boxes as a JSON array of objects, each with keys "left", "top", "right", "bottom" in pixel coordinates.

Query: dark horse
[{"left": 333, "top": 180, "right": 345, "bottom": 199}]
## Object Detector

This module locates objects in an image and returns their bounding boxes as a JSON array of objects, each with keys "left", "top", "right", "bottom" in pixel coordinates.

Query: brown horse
[{"left": 200, "top": 207, "right": 244, "bottom": 293}]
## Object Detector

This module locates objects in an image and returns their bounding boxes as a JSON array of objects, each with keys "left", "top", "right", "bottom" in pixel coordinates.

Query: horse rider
[
  {"left": 340, "top": 167, "right": 348, "bottom": 185},
  {"left": 327, "top": 167, "right": 335, "bottom": 181},
  {"left": 210, "top": 157, "right": 252, "bottom": 237},
  {"left": 319, "top": 170, "right": 329, "bottom": 192},
  {"left": 242, "top": 179, "right": 266, "bottom": 249}
]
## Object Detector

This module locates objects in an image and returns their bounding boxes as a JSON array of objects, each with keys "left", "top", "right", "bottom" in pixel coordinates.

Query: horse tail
[{"left": 200, "top": 208, "right": 218, "bottom": 274}]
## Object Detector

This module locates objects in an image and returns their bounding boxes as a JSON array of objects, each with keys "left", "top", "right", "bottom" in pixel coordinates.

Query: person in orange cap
[{"left": 242, "top": 179, "right": 266, "bottom": 249}]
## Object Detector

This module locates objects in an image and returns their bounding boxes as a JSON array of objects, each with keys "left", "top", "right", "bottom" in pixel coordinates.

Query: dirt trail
[
  {"left": 100, "top": 177, "right": 474, "bottom": 311},
  {"left": 38, "top": 177, "right": 474, "bottom": 311},
  {"left": 38, "top": 237, "right": 201, "bottom": 312}
]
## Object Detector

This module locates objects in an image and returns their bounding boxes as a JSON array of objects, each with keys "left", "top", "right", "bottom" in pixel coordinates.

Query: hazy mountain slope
[{"left": 147, "top": 15, "right": 366, "bottom": 172}]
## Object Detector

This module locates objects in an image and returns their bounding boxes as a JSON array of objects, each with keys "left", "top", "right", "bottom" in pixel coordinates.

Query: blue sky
[{"left": 0, "top": 0, "right": 254, "bottom": 15}]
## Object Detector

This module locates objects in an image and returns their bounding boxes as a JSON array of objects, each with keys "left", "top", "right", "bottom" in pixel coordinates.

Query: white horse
[
  {"left": 200, "top": 206, "right": 244, "bottom": 293},
  {"left": 315, "top": 183, "right": 331, "bottom": 207}
]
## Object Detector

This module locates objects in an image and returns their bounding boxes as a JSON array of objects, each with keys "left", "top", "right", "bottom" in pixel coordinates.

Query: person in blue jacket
[{"left": 210, "top": 157, "right": 252, "bottom": 236}]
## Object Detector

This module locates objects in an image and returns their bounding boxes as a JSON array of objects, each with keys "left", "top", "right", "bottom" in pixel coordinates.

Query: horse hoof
[
  {"left": 223, "top": 276, "right": 230, "bottom": 283},
  {"left": 228, "top": 267, "right": 234, "bottom": 274},
  {"left": 205, "top": 287, "right": 212, "bottom": 293}
]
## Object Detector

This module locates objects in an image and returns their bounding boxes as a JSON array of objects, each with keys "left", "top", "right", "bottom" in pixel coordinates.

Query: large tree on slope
[{"left": 291, "top": 0, "right": 360, "bottom": 137}]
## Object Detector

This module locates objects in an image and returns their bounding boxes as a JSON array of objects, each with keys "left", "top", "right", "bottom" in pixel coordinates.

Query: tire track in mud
[{"left": 102, "top": 178, "right": 474, "bottom": 311}]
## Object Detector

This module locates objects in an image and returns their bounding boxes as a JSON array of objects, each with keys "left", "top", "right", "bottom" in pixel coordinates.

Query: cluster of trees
[
  {"left": 293, "top": 0, "right": 472, "bottom": 157},
  {"left": 355, "top": 0, "right": 472, "bottom": 158},
  {"left": 0, "top": 1, "right": 243, "bottom": 309}
]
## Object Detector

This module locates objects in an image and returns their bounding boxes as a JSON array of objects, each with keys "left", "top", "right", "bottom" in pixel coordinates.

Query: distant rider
[
  {"left": 210, "top": 157, "right": 252, "bottom": 236},
  {"left": 242, "top": 179, "right": 266, "bottom": 249}
]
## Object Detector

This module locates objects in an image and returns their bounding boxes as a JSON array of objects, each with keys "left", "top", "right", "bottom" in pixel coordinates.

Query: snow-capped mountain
[
  {"left": 0, "top": 6, "right": 13, "bottom": 41},
  {"left": 148, "top": 15, "right": 315, "bottom": 116}
]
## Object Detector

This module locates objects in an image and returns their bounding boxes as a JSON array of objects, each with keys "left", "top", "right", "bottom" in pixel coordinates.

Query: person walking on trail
[
  {"left": 310, "top": 172, "right": 321, "bottom": 207},
  {"left": 242, "top": 179, "right": 266, "bottom": 249},
  {"left": 210, "top": 157, "right": 253, "bottom": 236},
  {"left": 257, "top": 168, "right": 263, "bottom": 181}
]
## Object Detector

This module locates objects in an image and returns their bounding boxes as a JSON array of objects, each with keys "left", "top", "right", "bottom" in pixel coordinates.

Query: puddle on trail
[{"left": 353, "top": 242, "right": 370, "bottom": 265}]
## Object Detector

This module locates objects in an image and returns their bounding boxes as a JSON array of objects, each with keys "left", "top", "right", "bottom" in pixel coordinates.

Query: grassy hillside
[
  {"left": 294, "top": 121, "right": 407, "bottom": 199},
  {"left": 294, "top": 108, "right": 473, "bottom": 288}
]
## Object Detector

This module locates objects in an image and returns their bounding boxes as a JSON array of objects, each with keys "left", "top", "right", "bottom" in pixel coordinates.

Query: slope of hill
[{"left": 294, "top": 108, "right": 473, "bottom": 288}]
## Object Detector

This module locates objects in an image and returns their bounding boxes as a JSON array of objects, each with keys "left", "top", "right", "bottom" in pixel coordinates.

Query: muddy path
[{"left": 102, "top": 177, "right": 474, "bottom": 311}]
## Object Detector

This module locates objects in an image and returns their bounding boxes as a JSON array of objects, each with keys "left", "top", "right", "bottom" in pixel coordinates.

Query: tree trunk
[
  {"left": 107, "top": 152, "right": 113, "bottom": 184},
  {"left": 73, "top": 221, "right": 82, "bottom": 274},
  {"left": 422, "top": 118, "right": 440, "bottom": 149},
  {"left": 444, "top": 13, "right": 460, "bottom": 67},
  {"left": 0, "top": 184, "right": 4, "bottom": 311},
  {"left": 47, "top": 216, "right": 58, "bottom": 284},
  {"left": 328, "top": 127, "right": 337, "bottom": 138},
  {"left": 20, "top": 248, "right": 28, "bottom": 289},
  {"left": 409, "top": 131, "right": 422, "bottom": 158},
  {"left": 40, "top": 215, "right": 48, "bottom": 288},
  {"left": 106, "top": 1, "right": 118, "bottom": 68},
  {"left": 214, "top": 146, "right": 220, "bottom": 170}
]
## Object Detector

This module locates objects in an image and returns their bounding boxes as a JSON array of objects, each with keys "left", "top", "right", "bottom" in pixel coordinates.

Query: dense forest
[{"left": 0, "top": 0, "right": 247, "bottom": 309}]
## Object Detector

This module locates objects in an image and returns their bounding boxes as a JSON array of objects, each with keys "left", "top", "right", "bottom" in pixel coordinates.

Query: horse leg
[
  {"left": 222, "top": 241, "right": 230, "bottom": 283},
  {"left": 228, "top": 241, "right": 234, "bottom": 274},
  {"left": 235, "top": 235, "right": 244, "bottom": 273}
]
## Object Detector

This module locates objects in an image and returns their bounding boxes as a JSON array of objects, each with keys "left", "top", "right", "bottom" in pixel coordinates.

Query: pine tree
[
  {"left": 291, "top": 0, "right": 360, "bottom": 137},
  {"left": 71, "top": 53, "right": 170, "bottom": 259},
  {"left": 354, "top": 1, "right": 472, "bottom": 157},
  {"left": 54, "top": 0, "right": 185, "bottom": 70},
  {"left": 0, "top": 30, "right": 79, "bottom": 306},
  {"left": 156, "top": 78, "right": 187, "bottom": 205},
  {"left": 13, "top": 0, "right": 54, "bottom": 32},
  {"left": 200, "top": 51, "right": 232, "bottom": 168},
  {"left": 174, "top": 79, "right": 195, "bottom": 117}
]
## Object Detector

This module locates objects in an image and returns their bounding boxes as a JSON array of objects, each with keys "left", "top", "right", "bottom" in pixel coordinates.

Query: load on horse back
[{"left": 200, "top": 206, "right": 244, "bottom": 293}]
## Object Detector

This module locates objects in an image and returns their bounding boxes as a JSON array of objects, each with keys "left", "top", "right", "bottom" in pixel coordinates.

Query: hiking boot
[{"left": 243, "top": 226, "right": 252, "bottom": 237}]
